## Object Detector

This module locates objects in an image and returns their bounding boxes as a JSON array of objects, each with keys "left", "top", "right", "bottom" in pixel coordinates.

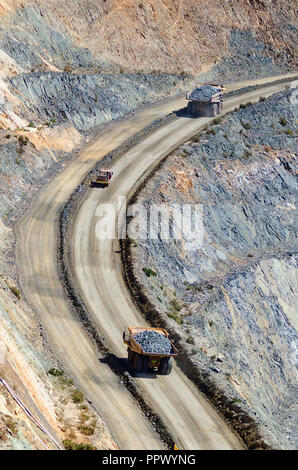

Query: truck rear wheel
[
  {"left": 159, "top": 357, "right": 172, "bottom": 375},
  {"left": 133, "top": 353, "right": 144, "bottom": 373}
]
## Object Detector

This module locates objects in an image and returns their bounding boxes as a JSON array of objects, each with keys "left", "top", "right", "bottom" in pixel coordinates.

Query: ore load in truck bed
[
  {"left": 133, "top": 330, "right": 174, "bottom": 355},
  {"left": 187, "top": 84, "right": 222, "bottom": 102}
]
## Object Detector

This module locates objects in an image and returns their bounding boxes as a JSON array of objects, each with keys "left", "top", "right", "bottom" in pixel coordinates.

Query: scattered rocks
[{"left": 7, "top": 71, "right": 194, "bottom": 133}]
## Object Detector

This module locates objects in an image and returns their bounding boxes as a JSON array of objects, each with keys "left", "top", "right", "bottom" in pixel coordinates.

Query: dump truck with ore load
[
  {"left": 90, "top": 169, "right": 113, "bottom": 187},
  {"left": 186, "top": 83, "right": 225, "bottom": 117},
  {"left": 123, "top": 326, "right": 178, "bottom": 375}
]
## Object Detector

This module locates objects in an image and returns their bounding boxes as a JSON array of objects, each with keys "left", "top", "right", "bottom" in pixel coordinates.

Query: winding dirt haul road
[{"left": 17, "top": 74, "right": 296, "bottom": 449}]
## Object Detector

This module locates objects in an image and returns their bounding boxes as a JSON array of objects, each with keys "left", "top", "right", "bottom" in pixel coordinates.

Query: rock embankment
[{"left": 7, "top": 72, "right": 193, "bottom": 132}]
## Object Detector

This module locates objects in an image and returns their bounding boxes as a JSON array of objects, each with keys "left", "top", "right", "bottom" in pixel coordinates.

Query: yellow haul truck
[{"left": 123, "top": 326, "right": 178, "bottom": 375}]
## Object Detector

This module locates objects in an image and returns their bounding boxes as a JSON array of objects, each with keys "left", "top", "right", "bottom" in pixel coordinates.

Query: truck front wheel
[{"left": 159, "top": 357, "right": 172, "bottom": 375}]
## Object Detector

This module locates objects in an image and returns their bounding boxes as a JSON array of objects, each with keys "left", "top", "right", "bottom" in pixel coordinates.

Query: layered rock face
[
  {"left": 0, "top": 0, "right": 297, "bottom": 74},
  {"left": 131, "top": 90, "right": 297, "bottom": 449}
]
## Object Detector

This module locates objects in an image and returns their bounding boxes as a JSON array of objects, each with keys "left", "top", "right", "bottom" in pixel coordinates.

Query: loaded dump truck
[
  {"left": 90, "top": 169, "right": 113, "bottom": 187},
  {"left": 186, "top": 83, "right": 225, "bottom": 117},
  {"left": 123, "top": 326, "right": 178, "bottom": 375}
]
